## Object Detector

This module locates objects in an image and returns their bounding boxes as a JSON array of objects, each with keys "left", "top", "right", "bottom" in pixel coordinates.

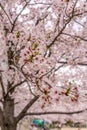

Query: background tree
[{"left": 0, "top": 0, "right": 87, "bottom": 130}]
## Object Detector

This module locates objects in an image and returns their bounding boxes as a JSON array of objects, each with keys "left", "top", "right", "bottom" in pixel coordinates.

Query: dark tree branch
[
  {"left": 4, "top": 80, "right": 26, "bottom": 98},
  {"left": 0, "top": 99, "right": 3, "bottom": 103},
  {"left": 47, "top": 0, "right": 87, "bottom": 49},
  {"left": 39, "top": 64, "right": 64, "bottom": 79},
  {"left": 0, "top": 72, "right": 5, "bottom": 97},
  {"left": 62, "top": 33, "right": 87, "bottom": 42},
  {"left": 35, "top": 14, "right": 48, "bottom": 26},
  {"left": 47, "top": 15, "right": 73, "bottom": 48},
  {"left": 14, "top": 64, "right": 37, "bottom": 96},
  {"left": 25, "top": 108, "right": 87, "bottom": 116},
  {"left": 39, "top": 53, "right": 66, "bottom": 79},
  {"left": 74, "top": 10, "right": 87, "bottom": 17},
  {"left": 0, "top": 107, "right": 2, "bottom": 114},
  {"left": 47, "top": 0, "right": 78, "bottom": 48},
  {"left": 0, "top": 107, "right": 3, "bottom": 126},
  {"left": 0, "top": 3, "right": 12, "bottom": 25},
  {"left": 58, "top": 61, "right": 87, "bottom": 66},
  {"left": 73, "top": 19, "right": 84, "bottom": 27},
  {"left": 72, "top": 0, "right": 78, "bottom": 14},
  {"left": 15, "top": 95, "right": 39, "bottom": 123},
  {"left": 11, "top": 0, "right": 31, "bottom": 32}
]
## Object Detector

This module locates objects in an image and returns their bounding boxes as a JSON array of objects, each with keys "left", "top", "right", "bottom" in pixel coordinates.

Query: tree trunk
[
  {"left": 1, "top": 123, "right": 17, "bottom": 130},
  {"left": 1, "top": 95, "right": 17, "bottom": 130}
]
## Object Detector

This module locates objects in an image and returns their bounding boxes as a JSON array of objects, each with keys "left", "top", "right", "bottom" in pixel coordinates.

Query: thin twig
[
  {"left": 14, "top": 64, "right": 37, "bottom": 96},
  {"left": 0, "top": 3, "right": 13, "bottom": 25},
  {"left": 4, "top": 80, "right": 26, "bottom": 98},
  {"left": 62, "top": 32, "right": 87, "bottom": 42},
  {"left": 11, "top": 0, "right": 31, "bottom": 32}
]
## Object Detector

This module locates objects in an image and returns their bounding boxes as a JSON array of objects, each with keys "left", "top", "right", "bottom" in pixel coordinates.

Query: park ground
[
  {"left": 61, "top": 128, "right": 87, "bottom": 130},
  {"left": 0, "top": 127, "right": 87, "bottom": 130},
  {"left": 46, "top": 128, "right": 87, "bottom": 130},
  {"left": 50, "top": 128, "right": 87, "bottom": 130}
]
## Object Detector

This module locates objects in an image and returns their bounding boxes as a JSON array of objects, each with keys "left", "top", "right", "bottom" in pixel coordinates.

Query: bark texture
[{"left": 1, "top": 95, "right": 17, "bottom": 130}]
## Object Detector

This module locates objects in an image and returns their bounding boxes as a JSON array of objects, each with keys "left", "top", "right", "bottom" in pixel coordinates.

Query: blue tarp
[{"left": 32, "top": 119, "right": 46, "bottom": 127}]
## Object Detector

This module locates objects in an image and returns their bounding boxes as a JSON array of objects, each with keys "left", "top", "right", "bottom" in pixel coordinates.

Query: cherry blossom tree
[{"left": 0, "top": 0, "right": 87, "bottom": 130}]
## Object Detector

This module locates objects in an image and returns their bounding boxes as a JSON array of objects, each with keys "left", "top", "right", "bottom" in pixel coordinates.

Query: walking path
[
  {"left": 51, "top": 128, "right": 87, "bottom": 130},
  {"left": 61, "top": 128, "right": 87, "bottom": 130}
]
